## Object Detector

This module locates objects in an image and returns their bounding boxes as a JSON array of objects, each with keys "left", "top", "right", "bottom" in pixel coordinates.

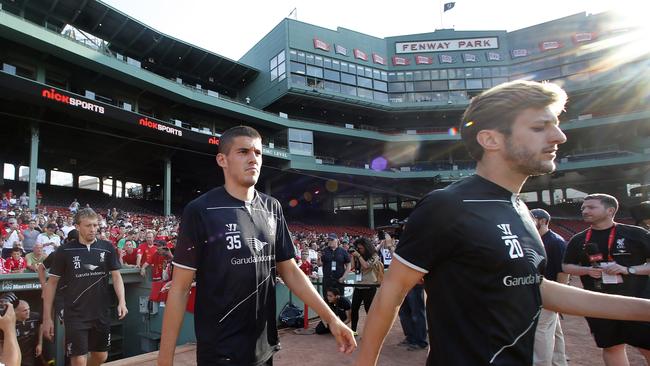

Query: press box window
[{"left": 270, "top": 50, "right": 286, "bottom": 81}]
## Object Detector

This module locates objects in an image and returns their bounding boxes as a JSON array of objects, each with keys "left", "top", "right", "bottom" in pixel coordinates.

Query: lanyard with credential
[{"left": 584, "top": 224, "right": 617, "bottom": 261}]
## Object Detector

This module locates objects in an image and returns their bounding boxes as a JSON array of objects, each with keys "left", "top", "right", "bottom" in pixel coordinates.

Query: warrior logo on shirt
[{"left": 524, "top": 248, "right": 544, "bottom": 268}]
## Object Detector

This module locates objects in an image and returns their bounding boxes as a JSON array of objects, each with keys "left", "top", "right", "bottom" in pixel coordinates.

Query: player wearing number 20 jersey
[{"left": 394, "top": 174, "right": 547, "bottom": 365}]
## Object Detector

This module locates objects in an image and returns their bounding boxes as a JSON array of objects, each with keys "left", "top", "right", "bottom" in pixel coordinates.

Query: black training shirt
[
  {"left": 173, "top": 187, "right": 295, "bottom": 365},
  {"left": 49, "top": 239, "right": 121, "bottom": 323},
  {"left": 564, "top": 223, "right": 650, "bottom": 297},
  {"left": 395, "top": 175, "right": 546, "bottom": 365}
]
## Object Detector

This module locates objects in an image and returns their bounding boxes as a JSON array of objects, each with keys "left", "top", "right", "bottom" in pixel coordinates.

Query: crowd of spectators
[{"left": 0, "top": 191, "right": 179, "bottom": 280}]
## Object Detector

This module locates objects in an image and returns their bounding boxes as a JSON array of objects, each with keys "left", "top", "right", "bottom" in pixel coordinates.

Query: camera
[
  {"left": 0, "top": 292, "right": 19, "bottom": 316},
  {"left": 348, "top": 246, "right": 357, "bottom": 254}
]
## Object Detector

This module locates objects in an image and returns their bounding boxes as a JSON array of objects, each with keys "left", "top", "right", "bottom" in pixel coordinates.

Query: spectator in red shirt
[
  {"left": 5, "top": 248, "right": 26, "bottom": 273},
  {"left": 299, "top": 251, "right": 313, "bottom": 277},
  {"left": 136, "top": 231, "right": 158, "bottom": 271},
  {"left": 142, "top": 245, "right": 173, "bottom": 281},
  {"left": 120, "top": 240, "right": 138, "bottom": 267}
]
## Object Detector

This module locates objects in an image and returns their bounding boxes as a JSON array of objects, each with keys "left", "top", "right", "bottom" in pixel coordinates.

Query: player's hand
[
  {"left": 35, "top": 343, "right": 42, "bottom": 357},
  {"left": 601, "top": 262, "right": 627, "bottom": 275},
  {"left": 42, "top": 317, "right": 55, "bottom": 341},
  {"left": 117, "top": 302, "right": 128, "bottom": 320},
  {"left": 587, "top": 267, "right": 602, "bottom": 279},
  {"left": 328, "top": 317, "right": 357, "bottom": 354}
]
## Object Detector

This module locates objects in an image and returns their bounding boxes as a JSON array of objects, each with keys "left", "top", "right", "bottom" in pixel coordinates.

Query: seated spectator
[
  {"left": 21, "top": 220, "right": 40, "bottom": 254},
  {"left": 14, "top": 299, "right": 41, "bottom": 366},
  {"left": 36, "top": 224, "right": 60, "bottom": 257},
  {"left": 298, "top": 251, "right": 314, "bottom": 277},
  {"left": 315, "top": 288, "right": 351, "bottom": 335},
  {"left": 120, "top": 240, "right": 138, "bottom": 267},
  {"left": 25, "top": 244, "right": 47, "bottom": 272},
  {"left": 60, "top": 218, "right": 75, "bottom": 240},
  {"left": 4, "top": 248, "right": 26, "bottom": 273}
]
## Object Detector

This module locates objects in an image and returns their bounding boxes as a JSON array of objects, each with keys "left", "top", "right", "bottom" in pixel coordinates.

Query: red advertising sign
[
  {"left": 372, "top": 53, "right": 386, "bottom": 65},
  {"left": 392, "top": 56, "right": 411, "bottom": 66},
  {"left": 415, "top": 55, "right": 433, "bottom": 65},
  {"left": 539, "top": 40, "right": 563, "bottom": 51},
  {"left": 354, "top": 48, "right": 368, "bottom": 61},
  {"left": 572, "top": 32, "right": 597, "bottom": 44},
  {"left": 313, "top": 38, "right": 331, "bottom": 51}
]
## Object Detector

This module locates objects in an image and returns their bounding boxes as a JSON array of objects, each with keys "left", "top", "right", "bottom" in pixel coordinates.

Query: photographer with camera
[
  {"left": 0, "top": 293, "right": 22, "bottom": 366},
  {"left": 375, "top": 230, "right": 395, "bottom": 269},
  {"left": 349, "top": 238, "right": 382, "bottom": 335}
]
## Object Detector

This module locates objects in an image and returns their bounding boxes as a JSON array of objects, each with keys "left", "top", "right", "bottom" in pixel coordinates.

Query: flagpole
[{"left": 439, "top": 0, "right": 443, "bottom": 29}]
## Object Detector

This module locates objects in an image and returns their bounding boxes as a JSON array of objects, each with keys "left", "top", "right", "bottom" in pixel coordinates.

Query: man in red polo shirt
[{"left": 137, "top": 231, "right": 158, "bottom": 275}]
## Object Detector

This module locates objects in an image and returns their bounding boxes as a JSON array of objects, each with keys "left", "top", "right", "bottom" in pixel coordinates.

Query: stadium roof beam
[
  {"left": 188, "top": 52, "right": 209, "bottom": 74},
  {"left": 90, "top": 6, "right": 109, "bottom": 32},
  {"left": 70, "top": 0, "right": 89, "bottom": 24},
  {"left": 124, "top": 25, "right": 148, "bottom": 49},
  {"left": 107, "top": 16, "right": 129, "bottom": 44}
]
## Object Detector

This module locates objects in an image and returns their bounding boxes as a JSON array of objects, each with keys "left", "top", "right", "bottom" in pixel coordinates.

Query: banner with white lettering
[
  {"left": 354, "top": 49, "right": 368, "bottom": 61},
  {"left": 463, "top": 53, "right": 477, "bottom": 62},
  {"left": 313, "top": 38, "right": 331, "bottom": 52},
  {"left": 572, "top": 32, "right": 597, "bottom": 44},
  {"left": 392, "top": 56, "right": 411, "bottom": 66},
  {"left": 415, "top": 55, "right": 433, "bottom": 65},
  {"left": 511, "top": 48, "right": 528, "bottom": 58},
  {"left": 486, "top": 51, "right": 502, "bottom": 61},
  {"left": 396, "top": 37, "right": 498, "bottom": 54},
  {"left": 439, "top": 54, "right": 454, "bottom": 64},
  {"left": 335, "top": 44, "right": 348, "bottom": 56},
  {"left": 372, "top": 53, "right": 386, "bottom": 65},
  {"left": 539, "top": 40, "right": 563, "bottom": 52}
]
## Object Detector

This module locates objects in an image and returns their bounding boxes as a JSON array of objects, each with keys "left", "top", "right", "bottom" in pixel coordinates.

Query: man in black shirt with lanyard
[
  {"left": 355, "top": 80, "right": 650, "bottom": 366},
  {"left": 159, "top": 126, "right": 355, "bottom": 366},
  {"left": 564, "top": 193, "right": 650, "bottom": 365},
  {"left": 41, "top": 208, "right": 127, "bottom": 366}
]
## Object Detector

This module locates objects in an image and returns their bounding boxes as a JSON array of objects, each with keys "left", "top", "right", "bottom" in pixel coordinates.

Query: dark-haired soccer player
[
  {"left": 355, "top": 80, "right": 650, "bottom": 366},
  {"left": 159, "top": 126, "right": 355, "bottom": 366},
  {"left": 42, "top": 208, "right": 127, "bottom": 366}
]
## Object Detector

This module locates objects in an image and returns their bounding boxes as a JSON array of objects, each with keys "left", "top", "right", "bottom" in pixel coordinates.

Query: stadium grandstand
[{"left": 0, "top": 0, "right": 649, "bottom": 363}]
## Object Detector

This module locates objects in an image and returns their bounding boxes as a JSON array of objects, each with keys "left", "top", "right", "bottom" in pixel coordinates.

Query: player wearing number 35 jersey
[{"left": 159, "top": 126, "right": 356, "bottom": 366}]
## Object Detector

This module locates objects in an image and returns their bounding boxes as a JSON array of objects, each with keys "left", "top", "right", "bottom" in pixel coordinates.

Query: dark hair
[
  {"left": 66, "top": 229, "right": 79, "bottom": 242},
  {"left": 353, "top": 237, "right": 377, "bottom": 260},
  {"left": 326, "top": 288, "right": 341, "bottom": 296},
  {"left": 584, "top": 193, "right": 619, "bottom": 212},
  {"left": 10, "top": 247, "right": 22, "bottom": 253},
  {"left": 460, "top": 80, "right": 567, "bottom": 160},
  {"left": 217, "top": 126, "right": 261, "bottom": 155}
]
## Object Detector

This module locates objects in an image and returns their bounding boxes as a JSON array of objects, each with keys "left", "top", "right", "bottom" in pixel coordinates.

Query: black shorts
[
  {"left": 586, "top": 317, "right": 650, "bottom": 349},
  {"left": 196, "top": 344, "right": 275, "bottom": 366},
  {"left": 64, "top": 319, "right": 111, "bottom": 356}
]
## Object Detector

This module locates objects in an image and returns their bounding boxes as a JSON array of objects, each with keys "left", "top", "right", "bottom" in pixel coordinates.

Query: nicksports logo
[
  {"left": 139, "top": 117, "right": 183, "bottom": 137},
  {"left": 41, "top": 88, "right": 105, "bottom": 114}
]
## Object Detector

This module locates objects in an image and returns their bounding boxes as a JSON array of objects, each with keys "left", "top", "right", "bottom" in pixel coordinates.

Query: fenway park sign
[{"left": 396, "top": 37, "right": 498, "bottom": 54}]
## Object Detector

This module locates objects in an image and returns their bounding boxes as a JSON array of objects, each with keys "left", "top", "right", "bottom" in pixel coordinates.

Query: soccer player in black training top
[
  {"left": 42, "top": 208, "right": 128, "bottom": 366},
  {"left": 563, "top": 193, "right": 650, "bottom": 365},
  {"left": 158, "top": 126, "right": 355, "bottom": 366},
  {"left": 355, "top": 80, "right": 650, "bottom": 366}
]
